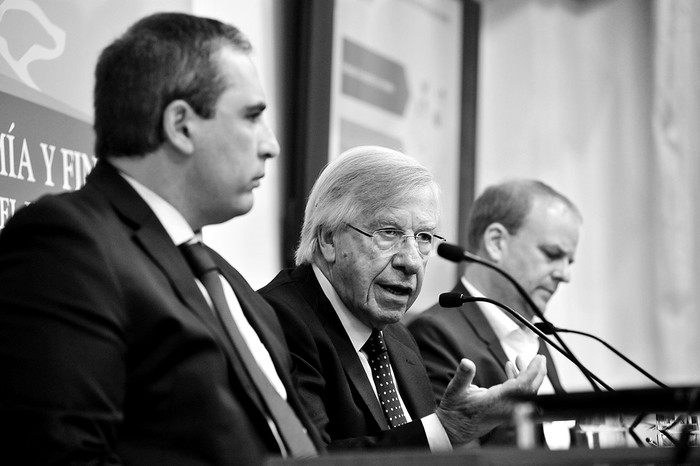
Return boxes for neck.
[108,152,204,231]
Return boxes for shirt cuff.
[421,413,453,452]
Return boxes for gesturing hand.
[435,355,547,445]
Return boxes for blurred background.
[1,0,698,392]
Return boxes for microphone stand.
[438,243,604,392]
[534,322,668,389]
[453,294,614,392]
[534,322,684,452]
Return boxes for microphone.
[437,242,603,392]
[533,322,668,389]
[437,243,557,320]
[440,292,614,392]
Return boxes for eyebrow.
[368,215,438,231]
[373,223,439,233]
[242,101,267,115]
[540,244,575,261]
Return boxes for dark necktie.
[363,329,408,428]
[179,242,317,458]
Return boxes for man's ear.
[318,227,336,263]
[162,99,195,154]
[482,222,509,262]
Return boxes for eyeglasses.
[346,223,446,256]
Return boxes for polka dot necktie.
[363,329,408,428]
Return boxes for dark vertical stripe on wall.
[280,0,479,270]
[280,0,334,269]
[458,0,480,273]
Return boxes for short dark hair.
[93,12,251,159]
[466,179,581,252]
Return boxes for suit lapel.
[90,162,222,334]
[89,162,264,407]
[454,283,510,372]
[539,342,564,393]
[455,281,565,391]
[383,327,432,419]
[327,308,389,429]
[298,268,389,430]
[133,218,220,327]
[210,249,325,448]
[212,250,297,397]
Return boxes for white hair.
[295,145,441,265]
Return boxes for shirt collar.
[312,264,373,352]
[461,276,524,340]
[119,172,196,246]
[461,277,540,358]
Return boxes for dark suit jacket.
[0,161,321,465]
[407,280,563,446]
[258,264,439,451]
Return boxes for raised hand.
[435,355,547,445]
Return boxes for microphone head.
[439,292,465,308]
[437,242,466,263]
[533,321,557,335]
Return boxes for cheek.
[524,266,553,289]
[353,259,388,298]
[334,249,370,286]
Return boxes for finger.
[504,360,518,379]
[517,354,547,389]
[515,354,526,372]
[445,358,477,396]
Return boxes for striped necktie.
[179,242,317,457]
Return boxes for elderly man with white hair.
[259,146,547,452]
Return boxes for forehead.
[363,187,440,227]
[519,198,581,245]
[215,47,264,97]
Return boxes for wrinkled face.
[189,47,279,225]
[499,198,581,317]
[322,187,439,329]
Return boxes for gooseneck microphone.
[437,242,603,392]
[533,322,668,389]
[440,292,614,392]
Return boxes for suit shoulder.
[258,267,321,323]
[407,303,462,331]
[0,189,118,259]
[258,268,296,295]
[385,321,416,342]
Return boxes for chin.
[378,309,407,326]
[533,300,548,315]
[231,200,254,218]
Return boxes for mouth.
[377,283,413,297]
[535,287,555,301]
[251,174,264,188]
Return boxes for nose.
[552,259,572,283]
[259,121,280,159]
[391,236,425,274]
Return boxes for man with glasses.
[258,146,547,451]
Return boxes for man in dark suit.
[408,179,582,446]
[259,147,547,452]
[0,13,320,465]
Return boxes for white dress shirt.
[461,277,573,449]
[461,277,555,394]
